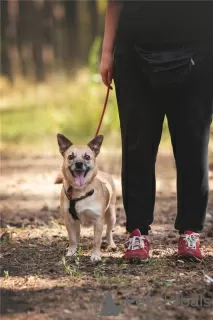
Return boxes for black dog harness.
[64,186,94,221]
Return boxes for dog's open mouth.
[69,168,90,187]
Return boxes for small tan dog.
[56,133,116,262]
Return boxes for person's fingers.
[100,68,108,87]
[108,70,113,89]
[107,69,113,86]
[100,63,113,88]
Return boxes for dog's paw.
[90,254,101,263]
[66,247,77,257]
[107,243,117,251]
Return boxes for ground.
[1,147,213,320]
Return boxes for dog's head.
[57,133,103,188]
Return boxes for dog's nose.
[75,161,83,169]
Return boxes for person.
[100,0,213,261]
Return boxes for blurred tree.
[17,0,45,81]
[88,0,98,44]
[0,0,103,82]
[77,0,98,64]
[52,0,68,71]
[64,0,79,72]
[31,0,45,81]
[0,0,12,81]
[43,0,53,46]
[17,0,29,77]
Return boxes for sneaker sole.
[177,252,203,262]
[123,255,149,263]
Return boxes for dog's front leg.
[91,220,104,262]
[64,213,80,257]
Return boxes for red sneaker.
[124,229,150,261]
[177,230,203,261]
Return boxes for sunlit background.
[1,0,118,154]
[0,0,181,156]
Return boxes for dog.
[55,133,116,262]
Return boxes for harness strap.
[64,186,94,221]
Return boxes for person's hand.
[100,51,113,88]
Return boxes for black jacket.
[116,1,213,48]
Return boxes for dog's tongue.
[75,172,85,187]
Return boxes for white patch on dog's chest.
[75,193,102,226]
[76,199,101,215]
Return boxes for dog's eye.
[84,154,90,161]
[68,153,74,160]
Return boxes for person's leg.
[166,52,213,234]
[113,48,165,235]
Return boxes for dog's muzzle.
[68,163,91,187]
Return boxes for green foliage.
[0,71,172,153]
[88,36,102,75]
[0,73,120,152]
[3,270,9,278]
[61,256,81,277]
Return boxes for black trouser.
[113,46,213,235]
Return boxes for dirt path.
[1,149,213,320]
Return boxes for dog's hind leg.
[64,213,80,257]
[105,204,116,249]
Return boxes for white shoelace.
[182,234,199,249]
[126,236,146,251]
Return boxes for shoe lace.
[182,234,199,249]
[125,236,146,250]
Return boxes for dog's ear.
[57,133,73,155]
[87,135,104,157]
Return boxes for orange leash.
[94,86,111,137]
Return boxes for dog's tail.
[54,172,64,184]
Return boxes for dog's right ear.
[57,133,73,155]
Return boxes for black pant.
[113,47,213,235]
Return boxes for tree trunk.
[77,0,98,65]
[0,0,12,81]
[43,0,53,46]
[17,0,28,77]
[88,0,98,44]
[17,0,45,81]
[52,0,67,72]
[31,0,45,81]
[64,0,79,73]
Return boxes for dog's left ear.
[57,133,73,155]
[87,135,104,157]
